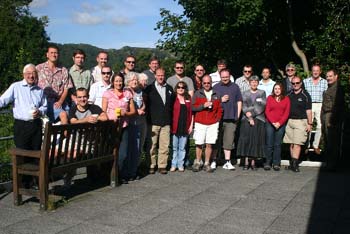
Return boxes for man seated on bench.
[69,87,108,124]
[64,87,108,186]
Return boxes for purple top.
[213,81,242,121]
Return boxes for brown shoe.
[149,168,156,174]
[158,168,168,174]
[314,148,321,155]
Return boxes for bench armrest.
[9,148,41,159]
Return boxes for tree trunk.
[287,0,309,74]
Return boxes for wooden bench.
[10,120,121,210]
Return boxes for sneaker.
[264,165,271,171]
[210,161,217,170]
[203,164,214,173]
[223,162,235,170]
[192,161,201,172]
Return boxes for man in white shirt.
[258,67,275,96]
[89,66,112,108]
[209,59,234,86]
[90,51,109,83]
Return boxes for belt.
[15,118,41,123]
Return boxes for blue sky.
[29,0,184,49]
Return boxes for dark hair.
[149,56,159,64]
[97,51,108,57]
[110,74,124,89]
[271,82,286,100]
[219,68,231,76]
[47,44,59,52]
[174,60,185,67]
[74,87,88,96]
[124,55,136,62]
[217,59,227,65]
[327,69,338,76]
[73,49,86,58]
[175,81,191,100]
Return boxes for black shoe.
[264,165,271,171]
[273,165,280,171]
[291,159,300,173]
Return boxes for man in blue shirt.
[0,64,47,150]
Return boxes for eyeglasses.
[77,96,88,99]
[243,70,252,73]
[291,82,301,85]
[287,69,295,72]
[177,86,185,89]
[195,69,204,72]
[102,72,111,75]
[202,82,211,85]
[175,67,184,69]
[126,61,135,64]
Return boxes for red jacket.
[171,97,193,134]
[192,89,222,125]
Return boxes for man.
[210,59,234,86]
[69,49,93,90]
[91,51,109,83]
[167,60,195,96]
[0,64,47,150]
[258,67,275,96]
[282,63,297,94]
[321,70,344,171]
[283,76,312,172]
[36,45,72,124]
[303,64,328,154]
[145,68,175,174]
[213,69,242,170]
[89,66,112,108]
[119,55,136,78]
[193,64,206,90]
[143,56,159,85]
[192,75,222,172]
[235,65,253,93]
[69,87,107,123]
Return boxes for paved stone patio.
[0,167,349,234]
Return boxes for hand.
[221,95,229,103]
[87,115,98,123]
[273,122,280,129]
[188,126,193,134]
[54,101,62,109]
[137,109,145,115]
[249,118,255,126]
[246,112,252,118]
[203,101,212,108]
[306,124,312,133]
[32,109,40,118]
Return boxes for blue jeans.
[126,123,141,178]
[118,127,129,179]
[172,135,188,169]
[265,122,286,166]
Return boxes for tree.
[0,0,49,92]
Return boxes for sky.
[29,0,184,49]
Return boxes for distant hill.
[56,43,175,72]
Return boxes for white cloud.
[29,0,49,8]
[111,17,132,25]
[81,2,98,12]
[72,12,103,25]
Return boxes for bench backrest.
[42,121,121,172]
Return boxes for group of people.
[0,45,345,186]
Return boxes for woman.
[102,74,136,183]
[265,82,290,171]
[171,81,193,172]
[124,72,147,180]
[237,75,266,170]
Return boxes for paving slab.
[1,167,349,234]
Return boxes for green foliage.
[0,0,49,92]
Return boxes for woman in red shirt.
[264,82,290,171]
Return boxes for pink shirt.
[36,62,73,102]
[265,95,290,126]
[103,89,133,127]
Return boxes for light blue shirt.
[0,79,47,121]
[303,77,328,103]
[258,79,276,97]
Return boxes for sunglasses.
[102,72,111,75]
[126,61,135,64]
[202,82,211,85]
[287,69,295,71]
[177,86,185,89]
[243,70,252,73]
[291,82,301,85]
[196,69,204,72]
[175,67,184,69]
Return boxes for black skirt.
[237,118,265,158]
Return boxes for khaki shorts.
[283,119,308,145]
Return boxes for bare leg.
[204,144,212,164]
